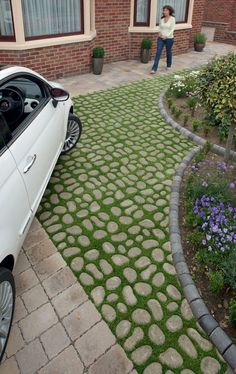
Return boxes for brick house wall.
[0,0,206,80]
[203,0,236,45]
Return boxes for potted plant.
[141,38,152,63]
[92,46,105,75]
[194,32,207,52]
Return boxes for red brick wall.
[0,0,206,79]
[95,0,131,62]
[204,0,235,26]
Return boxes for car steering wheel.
[0,87,25,126]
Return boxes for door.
[0,119,31,263]
[2,74,65,214]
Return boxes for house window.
[134,0,151,26]
[156,0,189,24]
[0,0,15,40]
[21,0,84,39]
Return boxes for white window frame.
[0,0,96,50]
[129,0,194,33]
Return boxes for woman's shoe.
[150,70,156,74]
[166,67,172,71]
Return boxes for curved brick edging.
[169,146,236,373]
[158,88,236,162]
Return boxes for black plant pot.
[194,42,205,52]
[93,57,104,75]
[141,49,151,63]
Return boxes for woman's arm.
[166,17,176,38]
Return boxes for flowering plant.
[169,71,199,98]
[193,196,236,254]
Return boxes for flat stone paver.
[3,42,235,373]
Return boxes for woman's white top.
[159,16,176,39]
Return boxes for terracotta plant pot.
[141,49,151,63]
[93,57,104,75]
[194,42,205,52]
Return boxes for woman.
[151,5,175,74]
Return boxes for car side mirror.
[50,88,69,102]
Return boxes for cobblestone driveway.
[38,75,226,373]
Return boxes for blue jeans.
[152,37,174,71]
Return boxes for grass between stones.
[38,75,226,373]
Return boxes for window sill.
[0,31,96,50]
[129,23,192,33]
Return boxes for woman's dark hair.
[161,5,175,18]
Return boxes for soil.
[163,96,236,152]
[179,152,236,342]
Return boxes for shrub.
[174,109,182,119]
[229,299,236,328]
[187,96,199,117]
[183,114,189,126]
[192,119,201,132]
[167,98,173,109]
[221,251,236,290]
[197,53,236,160]
[208,271,224,294]
[194,32,207,44]
[171,106,176,115]
[92,46,105,58]
[141,38,152,49]
[203,125,211,137]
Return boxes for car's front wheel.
[0,267,15,362]
[62,114,82,153]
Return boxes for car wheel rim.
[63,119,81,152]
[0,281,13,356]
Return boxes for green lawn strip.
[38,74,226,373]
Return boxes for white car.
[0,65,82,360]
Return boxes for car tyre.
[62,114,82,153]
[0,267,15,362]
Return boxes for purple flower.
[229,182,235,189]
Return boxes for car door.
[0,117,31,264]
[4,74,65,214]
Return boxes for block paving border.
[167,145,236,373]
[1,218,135,374]
[159,89,236,372]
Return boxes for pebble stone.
[132,309,151,325]
[141,265,157,280]
[152,248,164,262]
[159,348,183,369]
[131,346,152,365]
[152,272,165,287]
[123,286,137,306]
[166,315,183,332]
[102,304,116,322]
[106,277,121,290]
[124,327,144,351]
[135,256,151,269]
[123,268,137,283]
[106,293,118,303]
[166,285,181,300]
[163,263,176,275]
[200,357,221,374]
[117,303,128,314]
[187,329,212,351]
[99,260,113,275]
[79,272,94,286]
[143,363,163,374]
[134,282,152,297]
[91,286,105,306]
[84,249,99,261]
[116,320,131,339]
[181,299,194,320]
[167,302,178,312]
[178,335,198,359]
[147,299,163,321]
[148,324,165,346]
[71,257,84,272]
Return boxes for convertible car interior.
[0,76,46,132]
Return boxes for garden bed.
[163,96,236,152]
[179,150,236,342]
